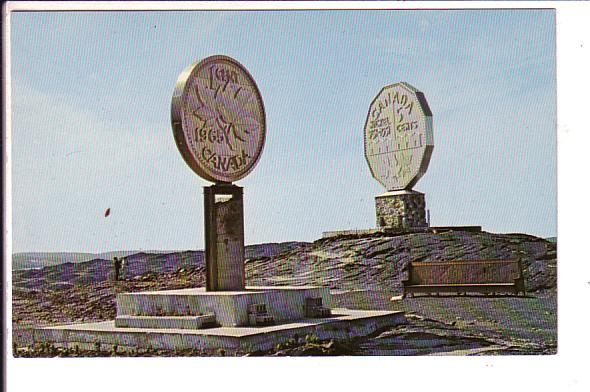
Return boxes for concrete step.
[35,309,407,354]
[115,314,216,330]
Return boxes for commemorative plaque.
[171,55,266,183]
[171,55,266,291]
[364,82,433,191]
[364,82,434,230]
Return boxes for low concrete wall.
[115,315,216,330]
[117,287,332,327]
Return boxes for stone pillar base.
[204,184,245,291]
[375,190,427,230]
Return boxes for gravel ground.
[333,289,557,355]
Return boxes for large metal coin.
[364,82,433,191]
[171,55,266,183]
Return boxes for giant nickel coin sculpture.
[364,82,433,230]
[364,82,433,191]
[171,55,266,291]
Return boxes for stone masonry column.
[375,190,427,230]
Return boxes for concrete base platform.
[33,308,405,354]
[116,286,332,327]
[322,226,482,238]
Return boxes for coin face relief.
[171,55,266,183]
[364,82,433,191]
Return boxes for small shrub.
[305,334,321,344]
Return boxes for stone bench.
[401,259,526,298]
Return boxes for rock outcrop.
[12,231,556,328]
[246,231,556,294]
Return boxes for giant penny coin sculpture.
[171,55,266,183]
[364,82,433,191]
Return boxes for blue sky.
[10,10,556,252]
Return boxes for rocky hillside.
[12,230,556,328]
[12,242,307,290]
[246,230,556,293]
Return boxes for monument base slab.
[26,286,406,354]
[116,286,331,327]
[322,226,482,239]
[31,309,405,355]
